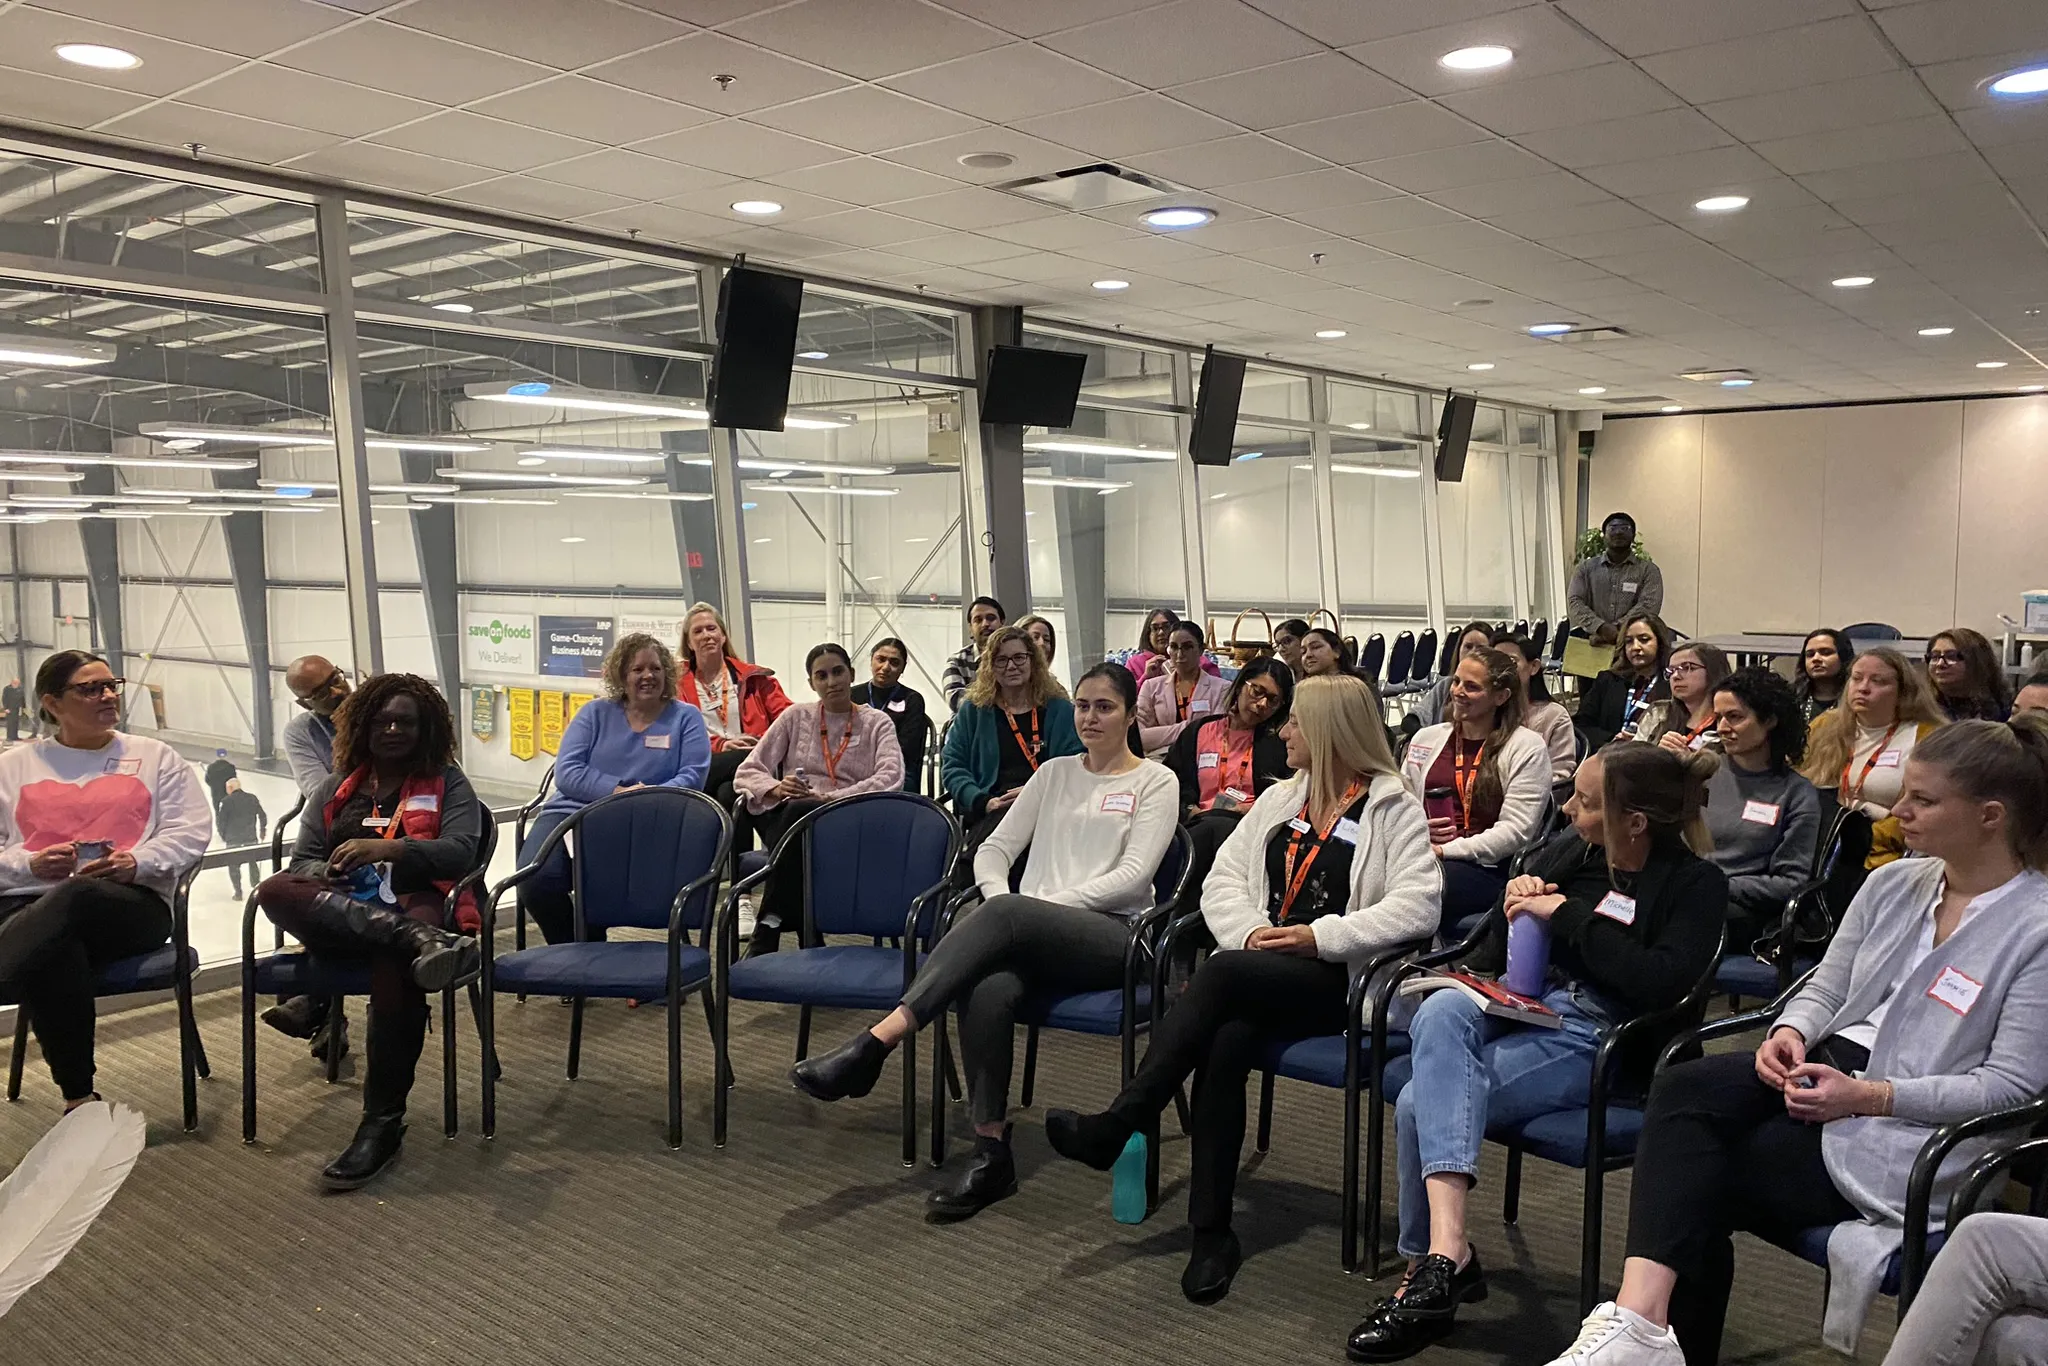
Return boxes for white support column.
[1419,440,1449,638]
[1172,349,1208,627]
[314,191,383,674]
[1308,374,1342,624]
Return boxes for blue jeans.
[517,808,581,944]
[1394,982,1608,1258]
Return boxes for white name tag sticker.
[1741,799,1781,826]
[1407,745,1434,768]
[402,793,439,812]
[1221,787,1251,806]
[363,815,393,831]
[1927,965,1983,1016]
[1197,752,1220,770]
[1332,817,1361,845]
[1190,699,1212,713]
[1594,890,1637,925]
[1874,749,1903,768]
[1288,816,1311,834]
[1622,580,1639,592]
[1101,791,1137,815]
[886,698,907,712]
[643,732,671,749]
[104,757,141,776]
[1688,733,1710,751]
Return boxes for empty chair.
[1384,631,1416,693]
[1530,619,1550,654]
[1438,632,1461,678]
[1410,628,1439,686]
[1842,621,1903,642]
[1550,623,1572,664]
[1358,633,1387,686]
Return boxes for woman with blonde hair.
[1046,674,1440,1304]
[941,624,1081,849]
[1803,646,1948,870]
[674,601,791,809]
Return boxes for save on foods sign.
[464,612,537,675]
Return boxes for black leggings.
[1111,950,1349,1231]
[0,881,172,1101]
[1176,809,1243,925]
[1626,1049,1862,1366]
[706,748,748,813]
[737,797,824,934]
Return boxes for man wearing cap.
[1567,510,1663,646]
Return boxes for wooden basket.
[1220,608,1275,666]
[1309,608,1358,661]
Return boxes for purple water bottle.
[1504,914,1551,998]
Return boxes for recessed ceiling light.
[958,151,1015,170]
[1315,328,1347,339]
[1466,362,1495,371]
[1092,279,1130,291]
[797,350,828,360]
[1917,326,1954,337]
[1577,386,1607,395]
[1720,378,1754,387]
[561,536,586,544]
[1440,45,1513,71]
[731,199,781,216]
[1661,405,1683,413]
[1694,195,1749,212]
[432,301,474,314]
[1528,322,1573,335]
[55,43,141,70]
[517,456,547,467]
[1140,206,1215,230]
[1978,360,2009,369]
[1832,275,1875,288]
[1989,65,2048,98]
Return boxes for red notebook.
[1398,971,1562,1029]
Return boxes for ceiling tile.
[1555,0,1857,57]
[571,201,739,244]
[286,141,496,196]
[886,186,1064,230]
[1237,0,1533,48]
[529,148,730,199]
[1697,70,1941,143]
[1638,17,1902,104]
[724,0,1006,80]
[1125,135,1326,189]
[276,20,555,105]
[1167,53,1411,130]
[1513,107,1734,170]
[1014,94,1242,161]
[1296,196,1467,236]
[1343,5,1613,96]
[630,119,843,176]
[1953,100,2048,150]
[585,32,851,114]
[745,86,983,155]
[0,65,151,128]
[891,232,1037,266]
[0,8,243,98]
[1039,0,1321,87]
[97,103,339,163]
[1354,138,1550,193]
[1872,0,2048,65]
[880,126,1090,180]
[979,214,1147,250]
[1425,172,1615,219]
[369,111,603,174]
[1267,101,1488,162]
[923,0,1164,39]
[1480,197,1658,238]
[386,0,693,69]
[625,0,792,21]
[1439,62,1684,136]
[1578,145,1782,198]
[1796,149,1998,201]
[763,156,961,205]
[1752,114,1971,177]
[471,77,716,145]
[1213,168,1406,214]
[659,180,851,220]
[454,175,636,222]
[181,63,442,139]
[29,0,353,58]
[881,43,1136,123]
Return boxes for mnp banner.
[507,688,537,761]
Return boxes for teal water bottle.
[1111,1131,1148,1224]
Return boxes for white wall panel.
[1586,413,1704,632]
[1818,402,1962,635]
[1956,395,2048,633]
[1697,409,1825,636]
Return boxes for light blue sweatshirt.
[536,699,710,819]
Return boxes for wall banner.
[617,614,689,653]
[469,686,497,743]
[507,688,537,761]
[464,612,537,674]
[565,692,598,725]
[539,615,614,679]
[539,690,566,756]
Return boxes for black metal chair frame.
[478,786,732,1150]
[711,790,959,1165]
[7,860,210,1132]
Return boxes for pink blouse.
[1135,671,1232,755]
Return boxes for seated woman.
[1497,631,1577,785]
[1417,621,1498,727]
[1881,1212,2048,1366]
[941,625,1081,852]
[791,664,1178,1219]
[1128,607,1221,684]
[1575,612,1672,750]
[1045,674,1439,1303]
[1351,744,1726,1361]
[1538,717,2048,1366]
[1017,614,1059,677]
[849,637,927,791]
[1136,620,1230,757]
[1796,628,1855,725]
[674,601,790,809]
[1638,641,1730,749]
[1399,648,1552,936]
[0,651,211,1113]
[733,643,905,954]
[1273,617,1311,677]
[1164,656,1293,920]
[255,673,484,1191]
[1705,668,1821,955]
[1297,627,1358,682]
[1928,626,2012,723]
[1802,646,1948,871]
[520,633,711,946]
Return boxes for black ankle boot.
[1045,1107,1136,1171]
[790,1032,889,1102]
[321,1111,405,1191]
[309,1009,349,1064]
[1182,1229,1243,1305]
[926,1126,1017,1222]
[261,994,328,1039]
[746,913,783,958]
[393,920,480,993]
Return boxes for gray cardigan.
[1774,857,2048,1350]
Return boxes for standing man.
[942,595,1006,714]
[203,748,238,816]
[265,654,354,1060]
[216,778,268,899]
[0,676,21,745]
[1566,510,1664,646]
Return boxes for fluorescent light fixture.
[55,42,140,70]
[1720,378,1754,387]
[1440,44,1513,70]
[1694,195,1749,212]
[797,351,829,361]
[137,421,487,453]
[370,436,491,453]
[432,302,475,314]
[8,495,95,506]
[783,412,858,430]
[1466,363,1494,371]
[1022,475,1131,492]
[1345,422,1372,430]
[1092,280,1130,291]
[1661,405,1683,413]
[1316,329,1347,339]
[517,456,547,467]
[682,455,895,475]
[561,490,713,502]
[463,381,710,421]
[742,482,899,497]
[1023,439,1174,461]
[254,480,449,495]
[1528,322,1573,335]
[1832,275,1875,288]
[731,200,782,215]
[1578,386,1607,395]
[562,536,586,544]
[1978,361,2009,369]
[2018,385,2046,392]
[95,494,195,505]
[186,501,328,514]
[1989,65,2048,97]
[0,333,117,367]
[160,439,205,451]
[0,452,258,471]
[517,445,667,464]
[1918,327,1955,337]
[1329,463,1420,479]
[110,507,229,518]
[434,469,650,487]
[0,471,85,483]
[1140,206,1215,230]
[408,494,559,506]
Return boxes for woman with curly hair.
[521,632,711,946]
[1705,667,1822,948]
[255,672,483,1191]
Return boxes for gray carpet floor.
[0,988,1898,1364]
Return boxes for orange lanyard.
[1683,712,1717,746]
[1219,724,1255,795]
[1004,707,1041,772]
[1450,735,1480,829]
[1175,677,1196,722]
[704,667,732,731]
[1841,723,1902,803]
[1279,779,1367,921]
[818,711,853,785]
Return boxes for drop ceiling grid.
[0,0,2037,406]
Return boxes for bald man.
[281,654,350,801]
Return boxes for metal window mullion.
[1171,349,1206,627]
[315,191,383,675]
[1308,374,1341,623]
[1506,440,1533,623]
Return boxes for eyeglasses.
[1667,662,1704,677]
[63,677,125,699]
[993,654,1032,670]
[1927,650,1965,665]
[293,669,348,711]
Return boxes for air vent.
[1679,368,1753,384]
[1544,325,1630,344]
[998,163,1177,211]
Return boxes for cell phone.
[74,840,111,865]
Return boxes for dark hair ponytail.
[805,642,852,674]
[34,649,105,723]
[1600,742,1718,857]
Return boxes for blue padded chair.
[6,860,209,1131]
[481,786,730,1149]
[1530,619,1550,654]
[1842,622,1903,643]
[1383,632,1415,696]
[509,761,556,965]
[1366,923,1726,1309]
[1358,633,1387,687]
[1410,629,1439,689]
[715,791,959,1164]
[241,816,497,1143]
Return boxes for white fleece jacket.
[1200,771,1441,973]
[1399,722,1552,865]
[0,733,213,903]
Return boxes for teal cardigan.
[942,696,1081,819]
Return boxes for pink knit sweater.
[732,702,904,813]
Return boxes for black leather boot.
[321,1111,405,1191]
[790,1031,889,1102]
[297,890,480,992]
[309,1008,349,1064]
[926,1126,1017,1222]
[261,994,329,1039]
[1045,1106,1137,1171]
[1182,1229,1243,1305]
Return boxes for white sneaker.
[1541,1302,1684,1365]
[736,892,758,938]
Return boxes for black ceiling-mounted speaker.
[708,262,803,431]
[1435,391,1477,483]
[1189,345,1248,466]
[980,344,1086,427]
